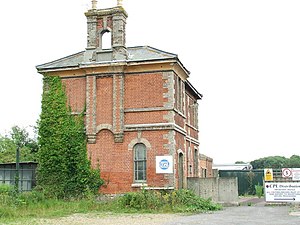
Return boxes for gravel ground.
[10,213,180,225]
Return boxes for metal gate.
[219,170,264,195]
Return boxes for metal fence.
[219,169,297,196]
[219,169,264,195]
[0,162,37,191]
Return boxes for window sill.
[131,183,175,190]
[131,183,148,188]
[144,187,175,190]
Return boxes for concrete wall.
[187,177,238,205]
[218,177,239,204]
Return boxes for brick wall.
[58,67,202,193]
[96,77,113,125]
[125,111,169,124]
[200,154,213,178]
[124,73,165,108]
[88,129,171,193]
[62,77,86,113]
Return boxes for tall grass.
[0,184,221,223]
[0,185,105,223]
[117,189,222,213]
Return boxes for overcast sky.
[1,0,300,164]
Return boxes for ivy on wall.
[37,76,103,198]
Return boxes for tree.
[37,76,103,198]
[287,155,300,168]
[235,161,246,164]
[251,155,300,169]
[0,126,37,163]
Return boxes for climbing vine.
[37,76,103,198]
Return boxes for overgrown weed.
[0,185,221,223]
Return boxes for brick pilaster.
[86,75,97,143]
[113,74,124,142]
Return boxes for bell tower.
[84,0,128,61]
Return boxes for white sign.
[281,168,300,181]
[265,182,300,202]
[282,168,292,178]
[156,156,173,174]
[292,168,300,181]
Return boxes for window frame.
[133,143,147,183]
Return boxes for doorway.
[178,153,184,189]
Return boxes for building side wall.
[125,111,169,125]
[62,77,86,113]
[96,77,114,126]
[87,129,172,193]
[200,154,213,178]
[124,73,165,109]
[54,66,203,193]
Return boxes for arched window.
[101,30,112,50]
[134,143,147,182]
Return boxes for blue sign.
[156,156,173,174]
[159,159,170,170]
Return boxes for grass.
[255,184,264,198]
[0,198,109,224]
[0,185,221,224]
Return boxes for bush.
[117,189,221,213]
[255,184,264,198]
[0,184,14,195]
[0,184,15,206]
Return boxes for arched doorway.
[178,152,184,189]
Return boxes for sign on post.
[265,182,300,202]
[282,168,292,178]
[281,168,300,181]
[156,156,173,174]
[264,168,273,181]
[292,168,300,181]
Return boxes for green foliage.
[0,184,16,207]
[0,126,37,163]
[0,189,221,223]
[0,189,103,223]
[0,184,14,195]
[37,76,103,199]
[251,155,300,169]
[255,183,263,198]
[235,161,246,164]
[118,189,221,213]
[287,155,300,167]
[246,171,255,195]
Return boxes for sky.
[0,0,300,164]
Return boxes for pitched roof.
[36,46,179,71]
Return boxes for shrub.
[0,184,15,206]
[117,189,221,213]
[255,184,264,198]
[0,184,14,195]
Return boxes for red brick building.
[37,4,204,194]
